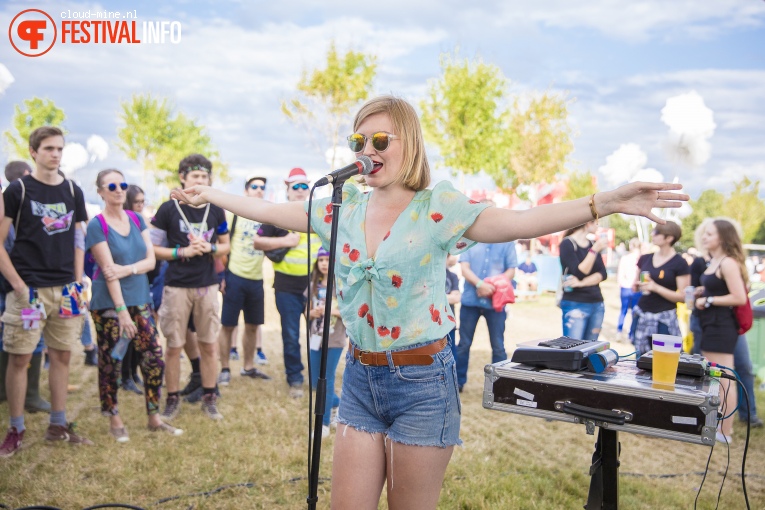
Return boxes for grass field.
[0,272,763,509]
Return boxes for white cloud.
[60,142,89,175]
[0,63,14,94]
[598,144,648,187]
[87,135,109,162]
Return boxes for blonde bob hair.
[353,95,430,191]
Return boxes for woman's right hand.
[170,185,212,206]
[118,309,137,339]
[309,307,323,319]
[592,237,608,253]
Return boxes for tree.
[602,213,638,246]
[502,93,574,192]
[281,41,376,170]
[420,53,507,181]
[561,170,597,201]
[3,97,66,159]
[117,94,228,189]
[680,189,724,247]
[724,177,765,243]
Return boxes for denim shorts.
[336,340,462,447]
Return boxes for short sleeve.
[505,242,518,268]
[151,202,169,231]
[85,217,107,251]
[427,181,490,254]
[214,206,228,235]
[305,183,360,249]
[73,184,88,223]
[675,255,690,276]
[137,214,147,231]
[3,181,21,223]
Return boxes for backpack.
[86,211,142,280]
[735,298,753,335]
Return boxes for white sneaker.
[313,425,330,440]
[715,430,733,445]
[330,407,339,429]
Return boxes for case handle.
[555,401,630,425]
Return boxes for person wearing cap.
[307,246,346,438]
[254,168,319,398]
[150,154,230,422]
[216,176,271,386]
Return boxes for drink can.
[640,271,651,295]
[562,275,574,293]
[684,286,695,308]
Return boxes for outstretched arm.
[170,186,310,233]
[464,182,687,243]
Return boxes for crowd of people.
[1,96,750,510]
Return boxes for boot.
[0,350,7,403]
[179,372,202,396]
[25,353,51,413]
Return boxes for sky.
[1,0,764,205]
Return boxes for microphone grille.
[357,155,374,175]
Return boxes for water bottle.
[684,286,695,308]
[111,331,131,361]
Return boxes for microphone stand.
[307,179,344,510]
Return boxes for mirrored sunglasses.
[347,132,398,153]
[106,182,128,192]
[249,184,266,190]
[291,183,309,191]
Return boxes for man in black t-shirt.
[0,127,92,458]
[151,155,230,423]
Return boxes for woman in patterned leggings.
[86,169,182,442]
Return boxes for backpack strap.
[225,215,238,269]
[14,178,26,233]
[125,210,142,230]
[96,214,109,239]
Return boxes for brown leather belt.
[350,338,448,367]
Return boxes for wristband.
[115,304,127,313]
[475,280,484,289]
[588,193,599,223]
[589,248,597,255]
[211,243,217,254]
[131,265,137,275]
[172,247,178,260]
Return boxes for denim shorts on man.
[336,340,462,447]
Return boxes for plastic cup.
[640,271,651,295]
[651,334,682,386]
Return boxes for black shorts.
[221,271,264,327]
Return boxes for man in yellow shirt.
[217,176,271,385]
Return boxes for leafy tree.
[503,93,574,192]
[680,189,724,247]
[561,170,597,201]
[724,177,765,243]
[3,97,66,159]
[420,53,507,181]
[602,213,638,246]
[117,94,228,189]
[281,41,376,170]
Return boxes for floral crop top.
[306,180,490,351]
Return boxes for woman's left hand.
[600,182,688,224]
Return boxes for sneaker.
[45,423,94,446]
[179,372,202,396]
[715,430,733,445]
[229,349,240,361]
[109,427,130,443]
[121,378,143,395]
[184,385,220,404]
[330,407,339,429]
[741,416,764,429]
[241,367,272,380]
[458,385,464,393]
[217,371,232,387]
[0,427,24,458]
[289,383,304,399]
[256,351,268,365]
[314,425,330,440]
[84,348,98,367]
[201,394,223,420]
[148,422,184,436]
[161,395,181,421]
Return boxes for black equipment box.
[510,337,610,371]
[483,360,719,445]
[636,351,707,377]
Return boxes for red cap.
[285,167,309,184]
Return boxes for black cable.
[83,505,146,510]
[306,186,317,488]
[714,377,731,510]
[153,482,254,505]
[694,441,715,510]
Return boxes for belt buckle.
[357,348,370,366]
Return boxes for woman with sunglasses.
[118,184,147,396]
[172,95,687,509]
[630,221,689,355]
[87,170,181,442]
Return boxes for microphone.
[315,156,373,187]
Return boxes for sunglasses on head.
[291,183,309,191]
[105,182,128,192]
[347,131,398,153]
[249,184,266,190]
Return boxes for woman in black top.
[559,221,608,340]
[631,221,689,354]
[694,219,748,442]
